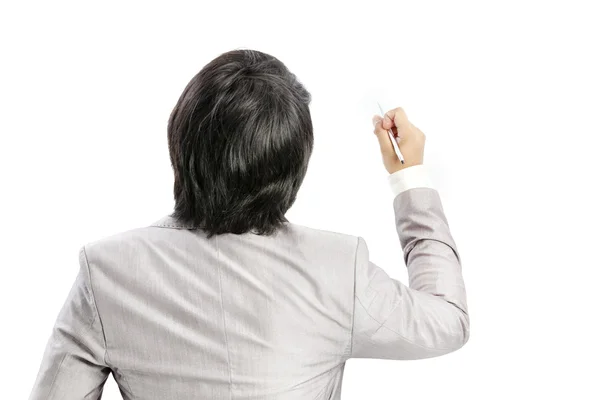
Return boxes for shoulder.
[81,225,152,264]
[285,222,360,254]
[81,221,361,263]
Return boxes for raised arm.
[348,107,469,360]
[350,167,469,359]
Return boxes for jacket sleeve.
[349,187,470,360]
[28,246,111,400]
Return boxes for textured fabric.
[28,187,469,400]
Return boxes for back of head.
[167,49,313,238]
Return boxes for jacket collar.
[150,214,199,229]
[150,214,292,235]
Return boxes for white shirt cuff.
[388,164,435,197]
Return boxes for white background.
[2,0,599,398]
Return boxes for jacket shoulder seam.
[81,245,110,366]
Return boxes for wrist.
[388,164,434,196]
[388,161,423,174]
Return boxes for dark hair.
[167,49,313,238]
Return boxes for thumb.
[372,115,395,158]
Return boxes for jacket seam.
[45,353,67,398]
[216,235,234,400]
[45,269,101,397]
[347,236,360,359]
[81,246,109,365]
[82,245,136,399]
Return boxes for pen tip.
[400,160,405,164]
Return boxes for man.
[29,49,469,400]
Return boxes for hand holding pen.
[377,102,405,165]
[372,105,426,174]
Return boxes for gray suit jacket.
[29,187,469,400]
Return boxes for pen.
[377,102,405,164]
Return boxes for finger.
[382,107,409,136]
[372,116,395,158]
[372,115,383,129]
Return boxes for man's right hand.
[372,107,426,174]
